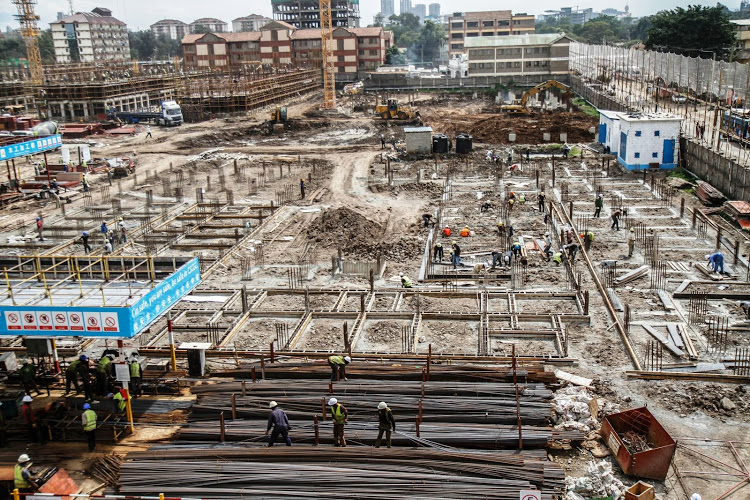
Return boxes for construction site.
[2,3,750,500]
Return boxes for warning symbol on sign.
[4,311,21,330]
[101,312,120,333]
[68,312,84,331]
[22,312,37,330]
[54,313,69,331]
[84,312,101,332]
[38,313,53,331]
[520,491,542,500]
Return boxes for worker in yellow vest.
[107,387,127,413]
[129,354,142,397]
[14,454,38,493]
[327,355,351,382]
[328,397,349,447]
[82,403,97,452]
[96,354,114,396]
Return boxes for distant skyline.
[0,0,744,32]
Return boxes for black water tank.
[432,134,449,153]
[455,133,473,154]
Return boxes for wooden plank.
[607,288,624,311]
[678,323,698,358]
[642,324,684,357]
[614,265,649,285]
[657,290,676,311]
[666,323,684,348]
[674,280,691,294]
[554,369,592,387]
[626,371,750,383]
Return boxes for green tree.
[645,5,736,59]
[414,20,445,63]
[372,13,385,27]
[385,45,407,65]
[574,20,616,44]
[38,30,55,64]
[192,24,211,34]
[631,17,652,41]
[128,30,158,61]
[0,37,26,61]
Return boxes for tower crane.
[11,0,44,84]
[319,0,336,109]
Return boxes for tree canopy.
[128,31,182,61]
[382,13,445,64]
[0,30,56,65]
[644,5,736,59]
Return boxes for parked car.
[671,94,687,103]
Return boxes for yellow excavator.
[376,98,416,120]
[500,80,571,114]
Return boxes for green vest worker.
[327,355,351,382]
[14,454,36,492]
[328,398,349,447]
[129,355,142,397]
[108,390,127,413]
[552,251,563,265]
[82,403,97,451]
[399,273,412,288]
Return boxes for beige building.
[190,18,228,34]
[448,10,535,57]
[733,19,750,64]
[150,19,189,41]
[49,8,130,64]
[232,15,272,32]
[464,33,571,77]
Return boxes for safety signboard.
[0,257,201,338]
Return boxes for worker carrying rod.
[328,354,351,382]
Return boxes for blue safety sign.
[0,135,62,161]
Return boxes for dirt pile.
[422,109,597,144]
[367,321,402,343]
[644,382,750,420]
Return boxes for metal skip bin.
[599,407,676,481]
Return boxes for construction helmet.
[545,231,549,236]
[452,240,457,245]
[80,355,88,362]
[83,403,91,410]
[630,228,634,232]
[691,495,701,500]
[343,356,351,363]
[269,401,278,409]
[399,272,404,277]
[82,231,87,236]
[378,402,387,410]
[22,395,32,403]
[328,398,338,406]
[18,454,30,463]
[705,254,711,260]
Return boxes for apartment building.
[181,23,392,78]
[448,10,535,57]
[271,0,360,29]
[232,14,272,32]
[49,8,130,64]
[733,19,750,64]
[464,33,570,77]
[381,0,395,18]
[189,18,228,33]
[150,19,189,41]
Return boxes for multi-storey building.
[49,8,130,64]
[733,20,750,64]
[271,0,360,29]
[400,0,412,16]
[413,4,427,21]
[381,0,395,19]
[448,10,535,57]
[428,3,440,18]
[464,33,570,78]
[181,22,392,79]
[189,18,228,33]
[150,19,189,41]
[232,14,272,32]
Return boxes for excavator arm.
[519,80,571,108]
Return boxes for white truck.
[106,100,184,126]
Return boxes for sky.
[0,0,744,32]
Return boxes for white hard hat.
[328,397,338,406]
[22,395,32,403]
[343,356,351,363]
[18,454,30,463]
[691,495,701,500]
[705,254,711,260]
[378,402,387,410]
[269,401,278,409]
[544,231,549,236]
[399,272,403,277]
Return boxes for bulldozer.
[376,98,416,120]
[500,80,571,114]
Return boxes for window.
[525,61,531,67]
[271,30,278,41]
[467,21,478,28]
[451,33,464,39]
[358,50,364,55]
[654,130,660,136]
[634,152,641,158]
[652,152,659,158]
[635,131,642,137]
[369,50,378,55]
[482,21,494,27]
[534,61,540,67]
[481,32,493,36]
[337,55,344,61]
[337,39,344,50]
[451,22,464,29]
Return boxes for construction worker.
[145,125,152,139]
[552,250,564,265]
[538,192,546,212]
[82,403,97,451]
[422,214,432,227]
[459,226,471,237]
[611,209,621,231]
[399,273,412,288]
[328,397,348,447]
[21,395,39,443]
[508,197,515,213]
[108,387,127,413]
[433,242,443,262]
[543,231,553,261]
[300,179,306,199]
[628,228,636,257]
[504,249,513,267]
[35,217,44,241]
[328,354,351,382]
[451,241,462,269]
[81,174,89,192]
[100,221,109,241]
[80,231,92,254]
[81,159,88,172]
[442,226,451,237]
[512,240,522,257]
[14,455,38,493]
[518,192,526,204]
[594,194,604,217]
[117,218,127,244]
[380,134,386,149]
[707,252,725,273]
[104,240,113,254]
[374,401,396,448]
[20,359,42,396]
[584,231,594,252]
[491,250,503,268]
[497,221,506,236]
[129,354,142,397]
[107,168,113,186]
[565,242,579,263]
[65,355,87,395]
[96,354,114,396]
[265,401,292,447]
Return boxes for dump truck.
[500,80,571,114]
[106,100,183,126]
[376,98,416,120]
